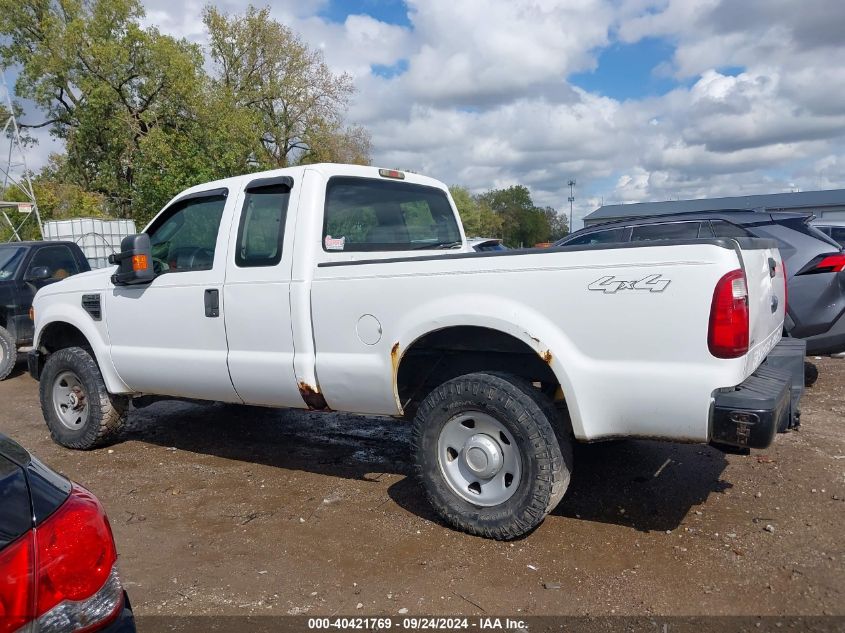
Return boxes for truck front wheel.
[411,372,572,540]
[39,347,128,449]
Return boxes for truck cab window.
[146,194,226,273]
[324,177,461,251]
[236,185,290,267]
[28,245,80,280]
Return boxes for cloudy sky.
[12,0,845,227]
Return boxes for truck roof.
[169,164,450,209]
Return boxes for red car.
[0,433,135,633]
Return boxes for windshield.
[0,247,24,280]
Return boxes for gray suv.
[556,210,845,355]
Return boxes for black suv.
[0,241,90,379]
[555,210,845,355]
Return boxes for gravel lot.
[1,357,843,617]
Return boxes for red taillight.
[815,253,845,273]
[708,269,749,358]
[0,485,124,633]
[36,486,118,614]
[0,532,35,633]
[797,252,845,275]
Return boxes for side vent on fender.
[81,294,102,321]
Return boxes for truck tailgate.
[737,239,787,372]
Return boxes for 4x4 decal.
[588,274,671,294]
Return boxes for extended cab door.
[222,175,301,407]
[105,189,240,401]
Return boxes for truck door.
[16,244,82,344]
[222,175,301,407]
[105,189,240,402]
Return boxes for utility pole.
[567,179,576,234]
[0,71,43,241]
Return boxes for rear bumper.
[710,338,805,450]
[803,309,845,355]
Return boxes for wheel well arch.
[396,325,561,412]
[38,321,91,354]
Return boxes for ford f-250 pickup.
[28,164,804,539]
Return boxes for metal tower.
[0,71,43,240]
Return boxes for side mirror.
[109,234,155,286]
[26,266,52,282]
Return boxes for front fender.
[33,299,132,394]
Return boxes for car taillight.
[0,532,35,633]
[797,252,845,275]
[0,485,124,633]
[708,269,749,359]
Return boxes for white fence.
[43,218,137,269]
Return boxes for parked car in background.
[0,241,91,380]
[811,219,845,248]
[556,210,845,355]
[0,432,135,632]
[466,237,507,252]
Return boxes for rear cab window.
[323,177,461,252]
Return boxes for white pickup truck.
[29,164,804,539]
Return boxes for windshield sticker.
[325,235,346,251]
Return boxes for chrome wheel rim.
[437,411,521,506]
[52,370,89,430]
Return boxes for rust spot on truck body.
[298,381,330,411]
[390,342,404,414]
[541,349,553,364]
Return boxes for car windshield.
[0,246,24,280]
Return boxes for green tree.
[0,1,370,226]
[449,185,503,237]
[542,206,569,242]
[477,185,550,247]
[203,4,371,167]
[0,0,219,218]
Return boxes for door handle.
[204,289,219,318]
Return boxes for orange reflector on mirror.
[132,254,148,271]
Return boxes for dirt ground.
[1,357,843,618]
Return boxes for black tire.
[411,372,572,540]
[0,325,17,381]
[39,346,128,449]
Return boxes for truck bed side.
[310,239,783,443]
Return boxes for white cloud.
[10,0,845,230]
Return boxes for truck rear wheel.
[39,347,128,450]
[411,372,572,540]
[0,325,17,380]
